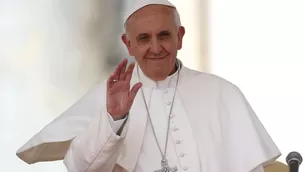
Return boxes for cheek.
[162,41,177,54]
[132,45,149,59]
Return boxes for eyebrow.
[136,30,172,40]
[136,33,149,40]
[158,30,171,36]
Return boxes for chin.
[147,69,170,81]
[150,75,167,81]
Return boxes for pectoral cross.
[154,158,178,172]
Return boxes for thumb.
[129,82,142,101]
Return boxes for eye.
[137,34,150,42]
[160,32,170,36]
[139,35,149,40]
[158,31,171,39]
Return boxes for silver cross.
[154,158,178,172]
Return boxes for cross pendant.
[154,158,178,172]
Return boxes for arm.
[108,113,129,136]
[63,108,128,172]
[63,60,140,172]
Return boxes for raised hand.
[106,59,142,120]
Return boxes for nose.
[149,37,162,55]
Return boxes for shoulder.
[182,68,281,171]
[181,66,242,96]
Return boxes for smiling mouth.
[146,55,168,60]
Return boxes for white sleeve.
[64,108,128,172]
[108,113,128,134]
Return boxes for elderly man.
[62,0,281,172]
[16,0,281,171]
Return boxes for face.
[122,5,185,81]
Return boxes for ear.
[121,34,134,56]
[177,26,185,50]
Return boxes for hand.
[106,59,142,120]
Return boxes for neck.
[169,64,178,76]
[135,60,181,88]
[151,61,180,81]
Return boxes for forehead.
[126,5,176,33]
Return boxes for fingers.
[125,62,135,82]
[107,59,127,87]
[112,59,126,81]
[107,68,120,87]
[129,82,142,100]
[119,59,128,80]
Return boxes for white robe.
[63,62,281,172]
[108,65,201,172]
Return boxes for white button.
[164,89,168,93]
[180,153,185,157]
[176,140,181,144]
[172,127,179,131]
[183,166,188,171]
[167,101,172,105]
[170,114,175,118]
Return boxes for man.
[16,0,281,171]
[62,0,281,172]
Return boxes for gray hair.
[173,8,182,27]
[124,8,181,36]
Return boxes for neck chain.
[136,62,180,172]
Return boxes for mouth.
[146,55,168,60]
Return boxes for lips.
[147,58,165,60]
[146,55,168,60]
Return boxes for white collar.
[133,59,182,89]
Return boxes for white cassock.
[16,60,281,172]
[59,60,280,172]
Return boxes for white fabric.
[109,64,201,171]
[16,82,107,164]
[108,66,268,172]
[123,0,175,23]
[136,87,201,172]
[251,165,264,172]
[110,118,125,134]
[16,61,281,172]
[108,114,126,133]
[63,107,124,172]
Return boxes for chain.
[136,61,180,159]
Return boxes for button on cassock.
[170,114,176,118]
[172,127,179,131]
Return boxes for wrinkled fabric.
[16,62,281,172]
